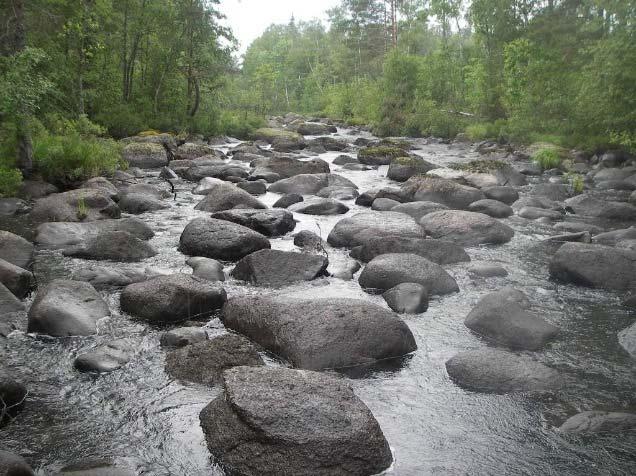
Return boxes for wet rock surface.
[231,249,328,287]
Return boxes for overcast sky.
[219,0,341,55]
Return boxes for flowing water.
[1,128,635,475]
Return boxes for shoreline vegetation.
[1,1,635,196]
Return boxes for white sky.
[219,0,341,56]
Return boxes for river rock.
[181,164,248,182]
[358,145,405,165]
[532,183,570,201]
[0,283,25,314]
[464,288,559,350]
[387,156,436,182]
[391,201,450,221]
[630,190,636,205]
[517,206,564,220]
[122,142,168,169]
[199,366,393,476]
[350,236,469,265]
[186,257,225,282]
[63,231,157,262]
[382,283,428,314]
[55,459,135,476]
[512,196,560,211]
[316,186,359,200]
[193,177,225,195]
[179,218,270,260]
[445,348,561,394]
[273,193,303,208]
[74,340,134,373]
[593,168,634,182]
[393,176,485,209]
[0,231,33,270]
[308,136,348,151]
[294,122,337,135]
[468,262,508,277]
[231,250,328,287]
[0,450,34,475]
[359,253,459,295]
[468,199,513,218]
[293,230,324,250]
[119,183,171,199]
[222,296,417,370]
[237,181,266,195]
[71,266,160,289]
[483,186,519,205]
[0,259,33,299]
[559,411,636,433]
[27,280,110,336]
[18,179,58,199]
[160,327,208,348]
[35,218,153,249]
[333,155,358,165]
[268,173,356,195]
[549,242,636,290]
[0,198,29,217]
[120,274,226,323]
[420,210,514,246]
[328,211,425,248]
[174,142,216,160]
[118,193,168,214]
[564,194,636,220]
[252,128,306,151]
[251,156,329,178]
[289,198,349,215]
[618,321,636,358]
[371,198,400,211]
[553,222,604,235]
[166,334,264,385]
[592,227,636,246]
[31,189,120,223]
[211,208,295,237]
[194,182,266,212]
[0,374,27,426]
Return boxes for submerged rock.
[618,321,636,359]
[186,257,225,282]
[0,450,34,475]
[160,327,208,348]
[0,283,25,314]
[74,340,134,373]
[328,211,425,248]
[559,411,636,433]
[118,193,169,214]
[165,334,264,385]
[222,295,417,370]
[468,262,508,277]
[55,459,135,476]
[71,266,161,289]
[121,274,226,323]
[0,374,27,427]
[199,366,393,476]
[382,283,429,314]
[27,280,110,337]
[231,250,328,287]
[445,348,561,394]
[420,210,514,246]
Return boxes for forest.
[1,0,635,194]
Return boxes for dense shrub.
[0,167,23,197]
[532,148,562,171]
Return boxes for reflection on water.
[1,130,635,475]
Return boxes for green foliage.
[466,121,507,141]
[93,104,147,139]
[450,159,507,173]
[532,148,562,171]
[359,146,405,160]
[33,133,123,186]
[0,167,23,198]
[217,111,265,139]
[0,47,52,117]
[565,172,585,195]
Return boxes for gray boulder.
[0,450,34,475]
[553,222,604,235]
[222,296,417,370]
[559,411,636,433]
[71,266,160,289]
[35,218,154,249]
[273,193,303,208]
[27,280,110,336]
[532,183,570,201]
[181,164,249,182]
[120,274,226,323]
[445,348,561,394]
[74,340,134,373]
[118,193,168,214]
[468,199,513,218]
[0,259,33,298]
[483,186,519,205]
[517,206,564,220]
[565,194,636,220]
[468,262,508,277]
[211,208,295,237]
[179,218,271,261]
[0,283,25,314]
[391,176,484,209]
[382,283,428,314]
[166,334,264,385]
[160,327,208,348]
[387,156,435,182]
[31,189,120,222]
[268,173,356,195]
[328,211,425,248]
[371,198,400,211]
[237,181,267,195]
[192,177,225,195]
[199,366,392,476]
[63,231,157,262]
[391,201,450,221]
[359,253,458,295]
[333,155,358,165]
[464,288,560,350]
[549,242,636,290]
[308,136,347,151]
[119,183,171,199]
[289,198,349,215]
[186,257,225,281]
[122,142,168,169]
[295,122,337,135]
[174,142,216,160]
[618,320,636,358]
[80,177,119,201]
[316,186,359,200]
[293,230,324,251]
[350,236,469,265]
[231,250,328,287]
[18,179,57,199]
[592,227,636,246]
[194,182,266,213]
[0,374,27,426]
[0,231,33,269]
[420,210,514,246]
[55,459,135,476]
[0,198,29,216]
[251,156,329,178]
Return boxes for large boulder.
[268,173,356,195]
[74,340,134,373]
[80,177,119,201]
[62,231,157,262]
[251,128,306,151]
[294,122,337,135]
[391,201,450,221]
[27,280,110,336]
[464,288,560,350]
[0,450,34,475]
[549,242,636,291]
[445,348,561,394]
[382,283,428,314]
[0,283,25,314]
[350,236,470,265]
[0,259,32,298]
[31,189,120,222]
[35,218,153,249]
[468,199,513,218]
[199,366,392,476]
[483,186,519,205]
[160,327,208,348]
[211,208,295,237]
[564,194,636,220]
[420,210,514,246]
[389,176,485,209]
[55,460,135,476]
[251,156,329,178]
[179,218,270,261]
[186,257,225,282]
[174,142,216,160]
[273,193,303,208]
[120,274,226,323]
[387,156,436,182]
[328,211,425,248]
[308,136,347,151]
[231,250,328,287]
[222,296,417,370]
[0,374,27,426]
[618,321,636,359]
[71,266,161,289]
[532,183,570,201]
[359,253,459,295]
[118,193,168,214]
[0,231,33,269]
[122,142,168,169]
[358,146,404,166]
[194,182,266,213]
[592,227,636,246]
[559,411,636,433]
[180,164,248,182]
[165,334,264,385]
[288,198,349,215]
[316,185,359,200]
